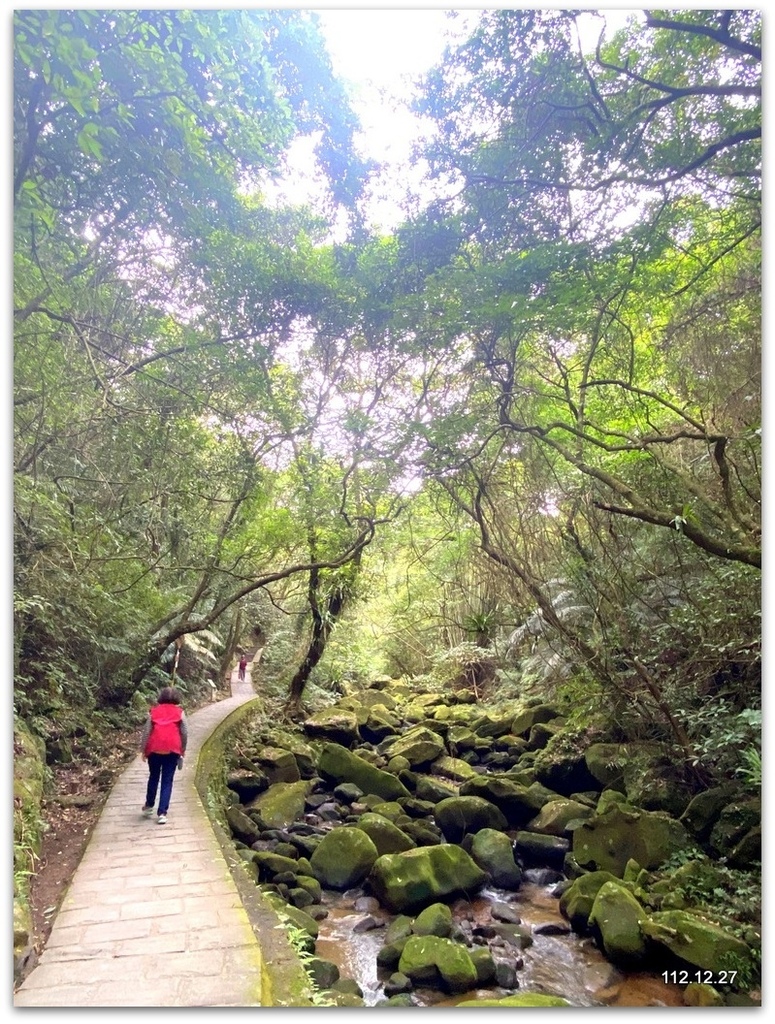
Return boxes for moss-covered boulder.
[474,710,521,738]
[252,850,312,882]
[527,798,593,838]
[641,910,756,975]
[428,755,479,782]
[386,726,446,768]
[572,802,694,876]
[511,703,563,737]
[225,803,264,845]
[463,994,571,1007]
[470,827,522,889]
[357,812,416,855]
[263,892,320,939]
[531,749,600,797]
[253,746,301,785]
[619,747,695,817]
[513,830,570,869]
[318,743,409,801]
[415,775,458,804]
[302,708,360,746]
[584,743,628,791]
[226,770,269,803]
[680,785,739,842]
[434,795,507,843]
[588,881,649,965]
[412,902,453,938]
[446,725,479,754]
[468,947,497,984]
[708,799,761,858]
[369,845,487,913]
[727,825,761,868]
[249,780,311,829]
[559,870,621,933]
[360,707,401,742]
[683,983,725,1007]
[309,826,379,890]
[398,935,478,993]
[261,729,317,776]
[458,775,548,827]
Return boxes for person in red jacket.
[140,686,188,824]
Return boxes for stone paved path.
[14,671,263,1007]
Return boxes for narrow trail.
[14,667,264,1007]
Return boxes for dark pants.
[145,752,179,815]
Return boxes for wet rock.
[683,983,725,1007]
[384,915,414,944]
[376,993,415,1006]
[533,921,571,936]
[491,902,521,925]
[354,895,380,913]
[352,914,384,933]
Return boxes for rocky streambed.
[220,679,761,1007]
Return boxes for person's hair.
[157,686,183,705]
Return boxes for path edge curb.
[193,697,317,1008]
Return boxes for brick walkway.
[14,671,264,1007]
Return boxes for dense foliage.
[14,10,760,790]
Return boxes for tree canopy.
[14,9,760,783]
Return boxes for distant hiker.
[140,686,188,825]
[238,654,248,681]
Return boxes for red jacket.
[144,704,184,756]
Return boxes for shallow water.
[315,881,685,1007]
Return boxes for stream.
[314,879,685,1007]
